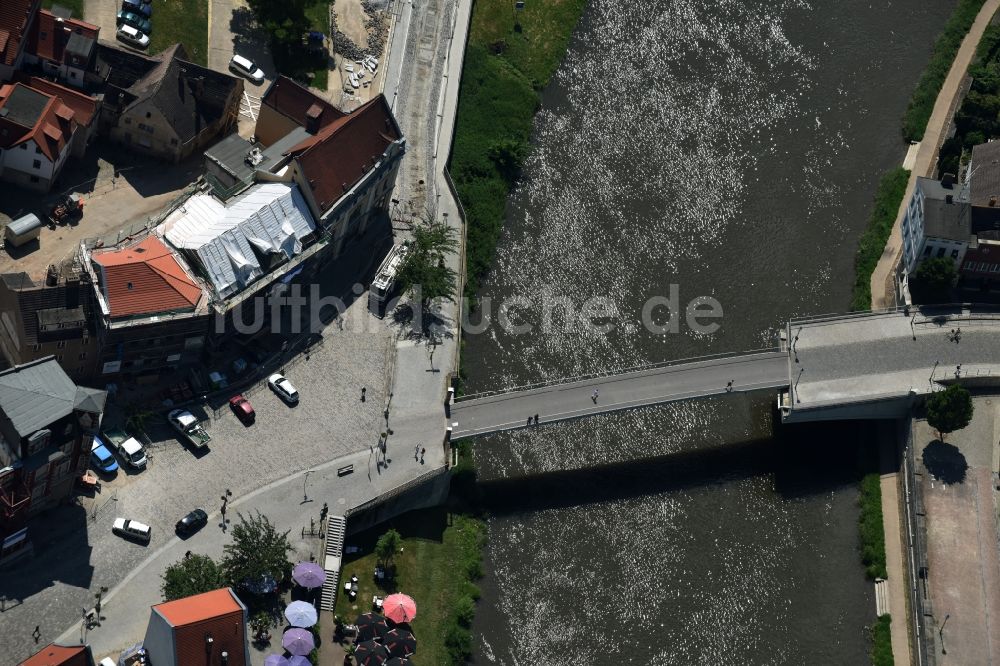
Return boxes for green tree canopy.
[927,383,974,440]
[912,256,957,304]
[397,219,459,310]
[222,511,292,591]
[161,553,225,601]
[245,0,311,50]
[375,528,402,569]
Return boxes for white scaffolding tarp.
[160,183,316,298]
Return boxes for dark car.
[116,10,151,35]
[229,394,255,424]
[122,0,151,17]
[175,508,208,536]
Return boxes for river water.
[461,0,954,663]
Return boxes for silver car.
[267,373,299,404]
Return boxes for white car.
[116,24,149,49]
[229,54,265,84]
[365,59,377,74]
[349,73,360,89]
[268,373,299,404]
[112,517,151,544]
[365,55,379,68]
[344,62,354,72]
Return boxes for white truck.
[168,409,211,449]
[103,427,147,470]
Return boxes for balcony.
[0,481,31,522]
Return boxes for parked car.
[112,518,151,544]
[122,0,151,17]
[229,54,265,84]
[90,436,120,474]
[116,24,149,49]
[103,427,147,470]
[168,409,211,449]
[268,373,299,404]
[116,10,150,35]
[229,394,256,424]
[175,508,208,536]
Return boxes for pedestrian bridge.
[448,306,1000,440]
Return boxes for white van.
[112,518,151,544]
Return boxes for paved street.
[207,0,275,97]
[82,0,117,40]
[916,400,1000,665]
[450,352,788,439]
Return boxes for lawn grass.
[44,0,83,19]
[870,614,894,666]
[859,472,887,580]
[851,167,910,311]
[149,0,208,66]
[450,0,588,299]
[302,0,330,89]
[902,0,989,141]
[333,508,486,665]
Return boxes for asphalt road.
[450,352,790,439]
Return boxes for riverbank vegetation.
[450,0,587,299]
[851,168,910,311]
[937,24,1000,176]
[902,0,989,141]
[870,615,894,666]
[859,473,887,580]
[334,507,486,664]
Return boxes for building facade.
[0,357,105,564]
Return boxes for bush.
[870,614,894,666]
[454,595,476,627]
[902,0,989,141]
[444,623,473,664]
[910,256,957,304]
[851,168,910,311]
[859,473,887,580]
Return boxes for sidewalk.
[871,0,1000,308]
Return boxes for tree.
[926,383,973,441]
[487,138,528,183]
[245,0,311,53]
[396,219,458,311]
[911,256,956,304]
[222,511,292,592]
[375,528,402,569]
[161,554,225,601]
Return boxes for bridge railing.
[455,347,781,402]
[788,302,1000,328]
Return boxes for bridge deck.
[450,352,789,439]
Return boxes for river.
[461,0,954,663]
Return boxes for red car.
[229,394,255,424]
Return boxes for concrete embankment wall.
[344,467,452,535]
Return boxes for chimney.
[305,103,322,134]
[942,173,956,189]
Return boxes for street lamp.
[939,613,950,654]
[302,470,314,504]
[94,586,108,626]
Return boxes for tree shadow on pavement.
[922,439,968,484]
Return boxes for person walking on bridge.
[591,389,599,404]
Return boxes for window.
[56,341,66,349]
[30,344,39,352]
[70,72,77,79]
[951,249,960,259]
[32,159,41,169]
[56,354,63,361]
[30,176,39,183]
[170,138,178,146]
[78,352,87,360]
[936,247,946,259]
[35,146,41,154]
[923,246,932,257]
[145,112,151,119]
[40,31,47,39]
[137,123,154,134]
[19,143,26,150]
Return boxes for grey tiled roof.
[970,140,1000,207]
[0,357,104,437]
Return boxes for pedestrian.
[420,447,425,464]
[534,414,539,425]
[361,387,367,402]
[415,444,420,460]
[527,416,532,426]
[592,389,599,404]
[184,550,192,559]
[726,380,733,392]
[32,626,40,643]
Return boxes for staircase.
[874,577,890,617]
[319,515,346,611]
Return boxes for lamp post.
[302,470,314,504]
[94,586,108,626]
[939,613,950,654]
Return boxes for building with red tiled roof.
[91,235,203,319]
[84,234,212,379]
[0,80,82,191]
[256,74,345,146]
[143,588,250,666]
[18,643,94,666]
[0,0,40,81]
[23,9,99,88]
